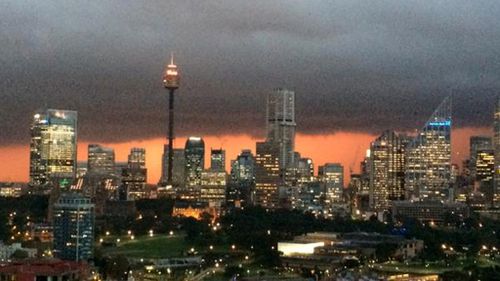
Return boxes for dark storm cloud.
[1,0,499,144]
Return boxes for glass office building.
[405,96,452,201]
[30,109,78,187]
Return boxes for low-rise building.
[0,243,37,261]
[278,232,424,271]
[0,183,24,197]
[392,201,470,223]
[172,201,218,221]
[0,259,89,281]
[30,224,53,243]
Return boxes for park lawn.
[103,234,194,259]
[102,233,237,259]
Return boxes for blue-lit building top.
[405,96,452,202]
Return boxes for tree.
[224,266,244,278]
[10,249,29,260]
[102,255,130,281]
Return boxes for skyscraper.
[87,144,115,176]
[469,136,493,180]
[405,96,452,201]
[254,142,281,209]
[122,148,147,200]
[266,88,296,176]
[230,150,255,183]
[494,96,500,206]
[369,131,407,212]
[30,109,78,188]
[53,193,95,261]
[475,149,495,203]
[210,149,226,172]
[318,163,344,204]
[160,145,185,187]
[185,137,205,187]
[228,149,256,207]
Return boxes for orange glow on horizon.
[0,127,492,186]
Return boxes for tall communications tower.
[163,53,180,186]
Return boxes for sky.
[0,1,499,183]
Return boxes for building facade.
[405,96,452,201]
[160,146,185,187]
[210,149,226,172]
[266,88,296,177]
[254,142,281,209]
[53,193,95,261]
[476,149,495,203]
[0,259,89,281]
[200,170,227,207]
[30,109,78,187]
[122,148,147,200]
[297,157,314,184]
[318,163,344,205]
[494,97,500,206]
[469,136,492,180]
[87,144,115,176]
[228,149,255,207]
[185,137,205,187]
[369,131,407,212]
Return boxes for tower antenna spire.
[163,52,180,187]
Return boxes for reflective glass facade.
[405,96,452,201]
[185,137,205,187]
[87,144,115,176]
[30,109,77,187]
[53,193,94,261]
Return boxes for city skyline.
[2,2,500,280]
[1,2,499,186]
[0,126,491,185]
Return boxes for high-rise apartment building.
[266,88,296,176]
[210,149,226,172]
[53,193,95,261]
[254,142,281,209]
[30,109,78,187]
[87,144,115,176]
[185,137,205,187]
[369,131,407,212]
[405,96,452,201]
